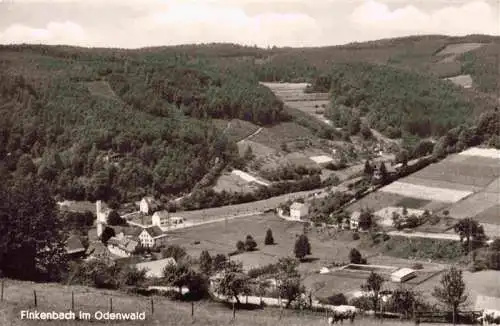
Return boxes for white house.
[107,233,139,258]
[390,268,416,283]
[139,226,168,248]
[152,210,169,227]
[140,196,160,215]
[350,211,361,230]
[135,257,176,278]
[290,202,309,220]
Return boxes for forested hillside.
[0,45,287,204]
[315,63,492,138]
[0,35,498,204]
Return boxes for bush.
[161,245,187,261]
[265,229,275,245]
[120,265,147,287]
[350,296,373,311]
[349,248,363,264]
[382,233,390,241]
[236,240,245,252]
[247,263,279,278]
[352,233,360,240]
[245,235,257,251]
[412,263,424,270]
[319,293,348,306]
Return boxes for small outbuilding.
[290,202,309,220]
[390,268,416,283]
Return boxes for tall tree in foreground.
[199,250,212,275]
[214,261,250,305]
[432,267,468,325]
[361,272,384,316]
[294,234,311,261]
[0,177,68,281]
[276,257,304,308]
[453,218,486,253]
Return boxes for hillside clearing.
[379,182,473,203]
[459,147,500,159]
[446,191,500,219]
[85,81,119,100]
[444,74,473,88]
[436,43,485,56]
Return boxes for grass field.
[213,172,260,193]
[379,182,473,203]
[167,213,355,272]
[250,122,320,151]
[1,279,475,326]
[345,192,408,213]
[446,192,499,220]
[436,43,485,56]
[472,204,500,224]
[85,81,119,100]
[213,119,260,143]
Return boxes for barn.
[390,268,416,283]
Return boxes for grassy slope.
[0,280,457,326]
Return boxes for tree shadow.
[221,301,263,311]
[300,257,319,263]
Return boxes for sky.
[0,0,499,48]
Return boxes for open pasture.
[485,177,500,193]
[237,140,277,159]
[213,119,260,143]
[474,204,500,224]
[345,191,408,213]
[379,181,473,203]
[85,81,119,100]
[168,213,357,273]
[445,74,473,89]
[446,191,499,219]
[250,122,320,151]
[436,43,485,56]
[213,172,261,193]
[411,160,499,187]
[458,147,500,159]
[401,176,481,192]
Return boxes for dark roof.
[66,235,86,254]
[144,226,165,238]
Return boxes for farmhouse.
[390,268,416,283]
[290,202,309,220]
[107,234,139,258]
[140,196,161,215]
[135,257,176,278]
[152,210,169,227]
[350,211,361,230]
[139,226,168,248]
[65,235,86,258]
[86,242,111,262]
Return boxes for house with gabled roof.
[290,202,309,220]
[65,235,86,258]
[107,233,139,257]
[140,196,161,215]
[139,226,168,248]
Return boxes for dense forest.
[310,62,493,138]
[0,45,287,204]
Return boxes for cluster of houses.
[64,197,180,260]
